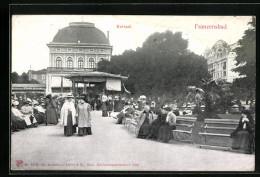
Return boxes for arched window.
[56,57,62,68]
[67,57,73,68]
[89,58,95,68]
[78,58,84,68]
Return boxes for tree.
[11,72,40,84]
[232,17,256,102]
[97,30,211,102]
[11,72,19,83]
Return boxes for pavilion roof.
[65,71,128,82]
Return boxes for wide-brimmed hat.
[46,94,52,99]
[66,93,74,98]
[24,101,30,105]
[12,100,19,106]
[140,95,147,100]
[32,100,39,105]
[163,106,172,111]
[26,98,32,102]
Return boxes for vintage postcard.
[11,15,255,171]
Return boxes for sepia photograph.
[10,15,255,171]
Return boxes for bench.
[199,119,239,149]
[172,116,197,143]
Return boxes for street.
[11,111,254,171]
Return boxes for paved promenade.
[11,111,254,171]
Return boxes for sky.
[12,15,252,74]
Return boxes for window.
[67,48,72,52]
[223,62,226,69]
[89,49,94,52]
[67,57,73,68]
[224,71,226,76]
[79,49,83,52]
[100,49,104,52]
[78,58,84,68]
[56,57,62,67]
[56,48,61,51]
[42,75,45,80]
[89,58,95,68]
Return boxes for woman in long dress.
[230,110,255,154]
[77,96,92,136]
[45,94,58,125]
[101,95,108,117]
[107,97,113,117]
[136,105,155,139]
[158,106,177,143]
[147,107,165,140]
[60,93,77,136]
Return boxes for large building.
[28,69,47,84]
[46,22,113,94]
[203,40,240,83]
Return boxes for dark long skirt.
[64,112,76,136]
[102,110,108,117]
[117,112,125,124]
[137,117,150,139]
[46,108,58,124]
[78,127,88,136]
[232,130,254,153]
[158,123,176,143]
[148,119,164,140]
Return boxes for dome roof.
[52,22,109,45]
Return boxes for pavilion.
[65,71,128,94]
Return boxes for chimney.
[107,31,110,43]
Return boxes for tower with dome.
[45,22,112,94]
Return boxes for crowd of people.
[11,92,254,154]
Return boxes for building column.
[46,73,52,94]
[72,81,75,93]
[61,76,63,93]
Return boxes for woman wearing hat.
[21,101,38,127]
[11,100,27,131]
[107,96,113,117]
[60,93,77,136]
[136,105,155,139]
[158,106,177,143]
[44,94,58,125]
[76,96,92,136]
[230,110,255,154]
[147,106,165,140]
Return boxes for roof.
[29,69,46,74]
[65,71,128,81]
[12,84,46,88]
[52,22,109,45]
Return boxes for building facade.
[46,22,113,95]
[203,40,240,83]
[28,69,47,84]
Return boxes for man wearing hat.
[137,95,147,111]
[60,93,77,136]
[21,101,38,127]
